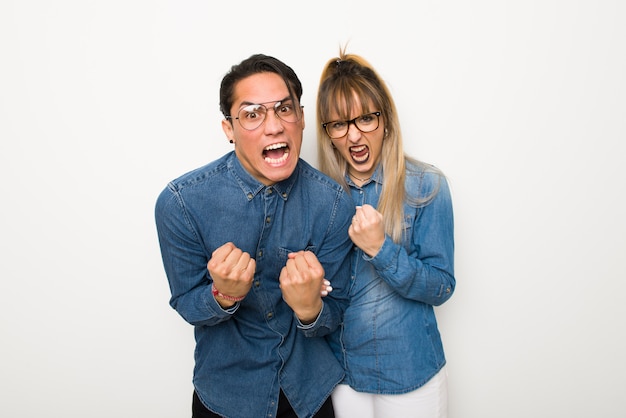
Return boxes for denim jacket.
[155,152,354,418]
[328,160,455,394]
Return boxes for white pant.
[331,366,448,418]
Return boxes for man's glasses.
[226,100,303,131]
[322,112,381,139]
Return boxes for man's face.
[222,72,305,186]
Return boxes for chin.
[268,164,296,182]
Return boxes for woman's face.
[327,99,385,180]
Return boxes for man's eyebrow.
[238,96,292,107]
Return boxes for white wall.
[1,1,624,417]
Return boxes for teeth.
[265,142,287,151]
[265,148,289,164]
[352,153,368,162]
[351,145,369,162]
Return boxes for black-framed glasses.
[226,99,303,131]
[322,112,381,139]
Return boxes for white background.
[1,1,624,417]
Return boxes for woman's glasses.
[322,112,381,139]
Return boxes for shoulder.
[155,154,231,213]
[405,158,450,201]
[296,159,346,196]
[295,159,353,215]
[166,153,232,193]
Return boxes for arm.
[155,185,244,325]
[280,193,353,336]
[352,174,455,306]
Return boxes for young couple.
[155,49,455,418]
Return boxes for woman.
[316,50,456,418]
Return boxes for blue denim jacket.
[328,161,455,394]
[155,152,354,418]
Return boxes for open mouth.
[263,142,290,164]
[350,145,370,163]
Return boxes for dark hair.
[219,54,303,118]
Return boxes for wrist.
[363,237,385,258]
[211,284,246,302]
[296,301,323,325]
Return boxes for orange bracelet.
[211,284,246,302]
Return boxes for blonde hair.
[316,48,439,242]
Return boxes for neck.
[348,171,371,183]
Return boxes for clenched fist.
[207,242,255,308]
[349,204,385,257]
[279,251,325,324]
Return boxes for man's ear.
[222,119,235,144]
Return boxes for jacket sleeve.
[299,190,354,337]
[155,184,235,326]
[367,172,455,306]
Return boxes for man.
[155,54,353,418]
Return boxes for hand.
[320,279,333,297]
[349,204,385,257]
[207,242,255,307]
[279,251,325,324]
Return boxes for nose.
[263,109,284,134]
[346,122,362,143]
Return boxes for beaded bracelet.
[211,284,246,302]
